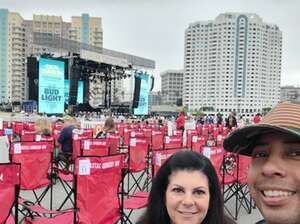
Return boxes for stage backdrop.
[64,80,84,104]
[134,72,150,115]
[38,58,65,114]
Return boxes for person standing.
[175,112,185,132]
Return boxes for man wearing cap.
[224,101,300,224]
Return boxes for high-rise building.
[161,70,183,105]
[149,91,162,106]
[70,14,103,48]
[280,86,300,103]
[0,9,26,103]
[25,15,71,56]
[183,13,282,116]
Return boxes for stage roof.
[32,32,155,69]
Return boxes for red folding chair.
[12,122,24,136]
[151,130,164,151]
[10,141,54,212]
[74,154,125,224]
[191,136,207,153]
[20,200,74,224]
[123,128,132,147]
[23,122,36,131]
[186,129,198,149]
[0,163,20,224]
[122,138,150,223]
[106,133,121,155]
[80,138,110,156]
[173,130,182,137]
[152,148,181,176]
[222,154,253,220]
[163,136,183,150]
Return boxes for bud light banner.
[38,58,65,114]
[134,72,150,115]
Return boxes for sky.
[2,0,300,91]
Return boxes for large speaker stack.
[69,63,79,106]
[27,57,39,101]
[132,76,141,109]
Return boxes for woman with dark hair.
[138,150,235,224]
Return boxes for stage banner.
[64,80,84,104]
[38,58,65,114]
[134,72,150,115]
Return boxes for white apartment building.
[183,13,282,116]
[0,9,26,103]
[70,14,103,48]
[161,70,183,105]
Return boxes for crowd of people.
[2,101,299,224]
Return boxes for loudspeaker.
[69,64,79,105]
[150,76,154,91]
[27,57,38,101]
[132,77,141,108]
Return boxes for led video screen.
[38,58,65,114]
[64,80,84,104]
[134,73,150,115]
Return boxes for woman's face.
[165,170,210,224]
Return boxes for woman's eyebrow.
[282,140,300,144]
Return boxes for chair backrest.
[204,147,236,185]
[173,130,182,137]
[186,129,198,149]
[128,138,149,172]
[81,139,110,156]
[191,136,205,154]
[151,130,164,151]
[152,149,181,176]
[72,132,89,161]
[123,128,132,146]
[10,141,53,190]
[164,136,183,150]
[24,122,36,131]
[75,154,125,224]
[0,163,20,224]
[106,133,120,155]
[12,122,24,135]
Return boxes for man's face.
[247,132,300,224]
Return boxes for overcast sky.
[2,0,300,91]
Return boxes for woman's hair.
[139,150,234,224]
[103,117,115,132]
[35,117,52,136]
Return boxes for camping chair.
[121,138,150,224]
[0,163,20,224]
[80,138,110,156]
[10,141,54,210]
[163,136,183,150]
[191,136,205,154]
[74,154,125,224]
[106,133,121,155]
[152,148,182,177]
[186,129,198,149]
[151,130,164,151]
[20,199,74,224]
[222,154,253,220]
